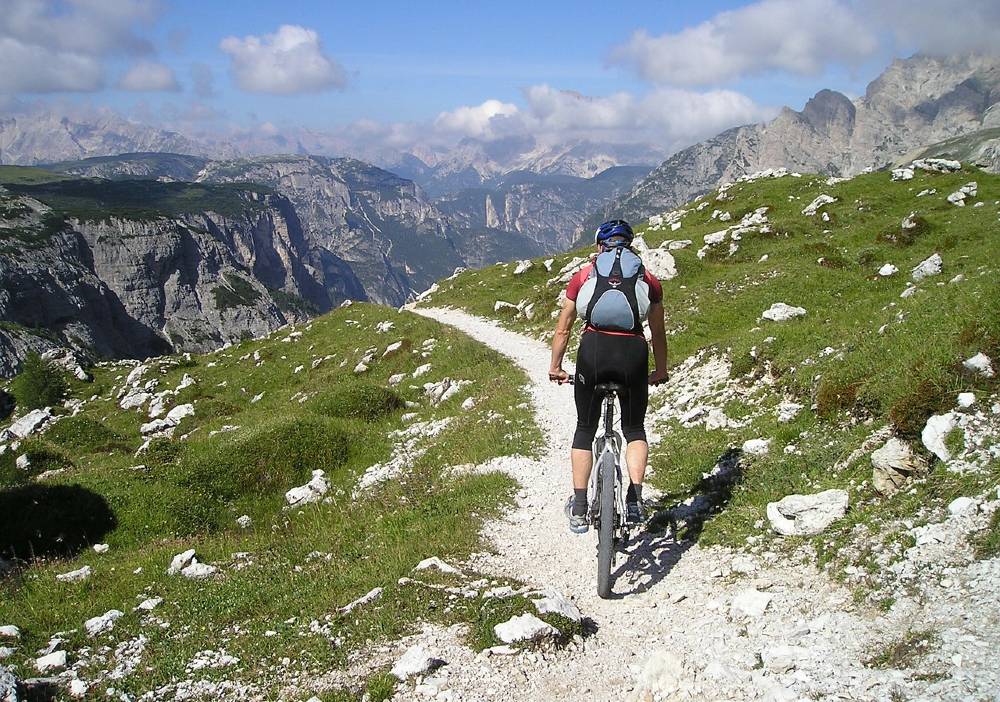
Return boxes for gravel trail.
[407,306,1000,702]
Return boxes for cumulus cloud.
[0,0,160,94]
[433,99,519,138]
[611,0,879,86]
[118,61,180,92]
[862,0,1000,56]
[220,25,348,94]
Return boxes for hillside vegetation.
[419,164,1000,590]
[0,304,551,699]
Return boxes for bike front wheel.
[596,450,616,599]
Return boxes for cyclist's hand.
[549,368,570,384]
[648,369,669,386]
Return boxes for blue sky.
[3,0,998,154]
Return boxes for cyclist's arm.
[648,301,668,381]
[549,297,576,379]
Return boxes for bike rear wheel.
[596,450,616,599]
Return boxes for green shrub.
[815,378,860,417]
[10,352,68,410]
[44,416,129,454]
[175,416,351,503]
[310,383,404,422]
[212,273,263,310]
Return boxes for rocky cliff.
[603,54,1000,228]
[0,178,329,374]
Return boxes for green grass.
[0,165,72,184]
[0,302,549,698]
[418,165,1000,582]
[864,629,938,669]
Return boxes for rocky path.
[409,307,1000,702]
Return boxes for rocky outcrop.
[0,184,328,373]
[603,54,1000,226]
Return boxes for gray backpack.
[576,247,651,334]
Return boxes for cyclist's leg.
[618,335,650,490]
[571,332,602,517]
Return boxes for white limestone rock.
[93,543,110,554]
[878,263,898,276]
[513,260,533,275]
[911,253,942,281]
[801,194,836,215]
[0,627,19,640]
[35,650,67,673]
[957,392,976,408]
[730,588,773,619]
[912,158,961,173]
[85,609,123,637]
[165,403,194,424]
[761,303,806,322]
[963,352,995,378]
[284,469,329,507]
[55,565,92,583]
[391,645,442,680]
[236,515,252,529]
[529,588,582,622]
[339,587,383,615]
[766,489,848,536]
[777,400,803,423]
[891,167,914,181]
[948,496,976,516]
[180,562,218,579]
[871,438,928,496]
[3,408,51,440]
[922,412,957,462]
[167,548,197,575]
[741,438,771,456]
[493,613,558,643]
[414,556,460,574]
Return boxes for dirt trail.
[408,307,998,702]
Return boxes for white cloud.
[611,0,878,86]
[0,0,159,94]
[190,62,215,98]
[862,0,1000,56]
[220,25,347,94]
[433,99,519,138]
[118,61,180,92]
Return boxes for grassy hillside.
[418,166,1000,590]
[0,304,548,699]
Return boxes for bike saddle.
[594,382,627,396]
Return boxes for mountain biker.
[548,219,668,533]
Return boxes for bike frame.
[589,389,626,531]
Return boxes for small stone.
[741,439,771,456]
[878,263,898,276]
[135,597,162,612]
[957,392,976,408]
[911,253,942,281]
[494,613,558,643]
[922,412,957,462]
[236,515,252,529]
[93,543,110,554]
[761,303,806,322]
[962,352,995,378]
[391,645,442,680]
[0,627,20,640]
[767,489,848,536]
[167,549,197,575]
[56,565,92,583]
[530,588,582,622]
[181,562,217,580]
[947,497,975,516]
[414,557,460,574]
[85,610,123,637]
[730,588,773,619]
[68,679,88,698]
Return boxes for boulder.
[948,496,976,516]
[741,439,771,456]
[180,562,217,579]
[761,303,806,322]
[493,613,558,644]
[891,167,914,181]
[165,403,194,424]
[911,253,942,281]
[871,438,928,496]
[167,549,197,575]
[390,645,443,680]
[766,489,848,536]
[34,651,67,673]
[922,412,957,462]
[513,260,533,276]
[878,263,898,276]
[3,408,51,441]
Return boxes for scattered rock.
[493,613,558,643]
[84,610,123,637]
[55,565,92,583]
[948,496,976,516]
[339,587,383,616]
[963,352,995,378]
[891,167,914,181]
[167,549,197,575]
[529,588,582,622]
[14,455,28,471]
[34,651,66,673]
[730,588,773,619]
[93,543,109,554]
[761,303,806,322]
[801,194,837,215]
[284,469,330,508]
[912,158,961,173]
[414,557,460,574]
[236,515,252,529]
[513,260,533,275]
[878,263,898,276]
[0,628,19,641]
[390,645,443,680]
[911,253,942,281]
[922,412,957,462]
[0,665,17,702]
[180,562,218,580]
[766,489,849,536]
[871,437,929,496]
[761,644,808,673]
[135,597,162,612]
[741,438,771,456]
[776,400,803,423]
[1,408,51,441]
[957,392,976,408]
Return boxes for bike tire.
[596,450,616,599]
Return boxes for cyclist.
[548,219,668,533]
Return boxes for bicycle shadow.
[609,448,744,598]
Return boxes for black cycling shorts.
[572,330,648,450]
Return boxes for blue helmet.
[595,219,634,247]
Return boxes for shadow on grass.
[0,483,117,563]
[611,448,743,598]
